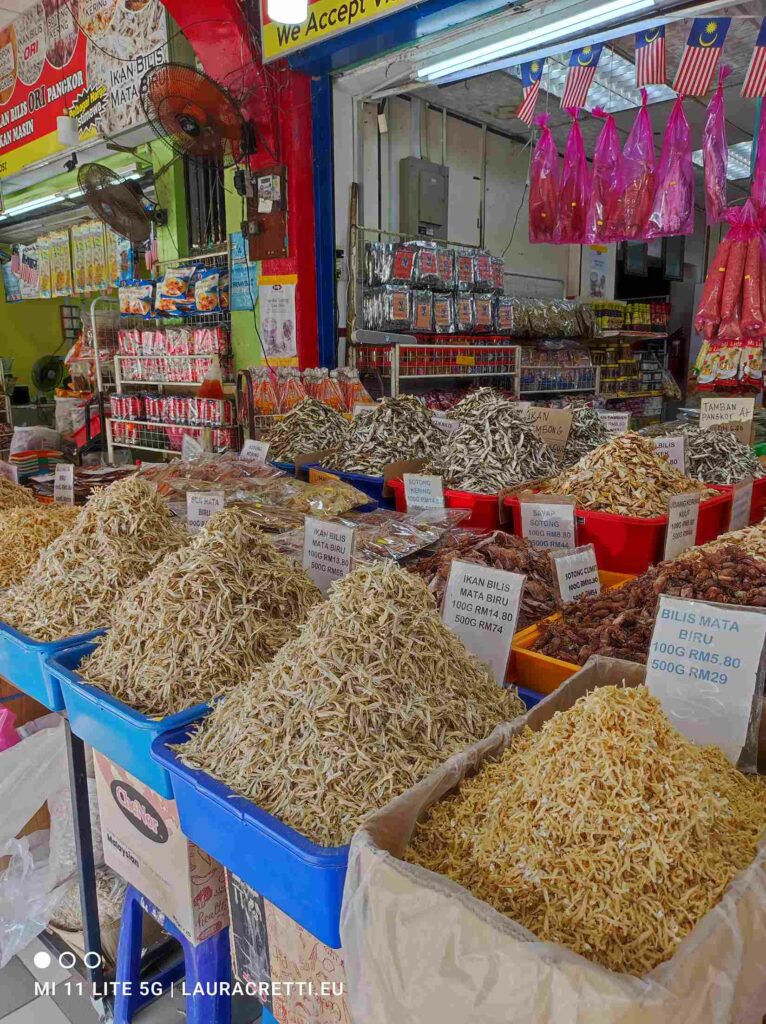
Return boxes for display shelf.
[600,330,669,340]
[114,354,236,390]
[602,390,663,399]
[106,418,238,460]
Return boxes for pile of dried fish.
[0,477,187,641]
[0,477,37,510]
[264,398,350,461]
[448,387,519,421]
[533,545,766,665]
[559,406,611,468]
[406,685,766,975]
[81,508,321,717]
[640,417,695,438]
[0,505,80,588]
[407,530,557,630]
[432,404,558,494]
[541,433,710,516]
[323,397,442,475]
[177,562,524,846]
[697,520,766,561]
[682,427,765,484]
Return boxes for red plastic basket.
[388,477,506,530]
[712,477,766,528]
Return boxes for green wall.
[0,292,69,390]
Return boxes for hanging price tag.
[182,434,204,459]
[526,407,573,450]
[302,516,355,593]
[441,560,525,685]
[54,464,74,505]
[551,544,601,603]
[664,492,700,560]
[596,410,630,437]
[403,473,445,511]
[186,490,225,532]
[729,478,753,533]
[652,434,685,472]
[699,396,755,445]
[241,439,270,465]
[519,495,576,551]
[646,595,766,764]
[0,461,18,485]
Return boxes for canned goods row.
[119,355,234,384]
[117,326,231,357]
[111,393,234,427]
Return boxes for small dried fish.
[264,398,350,461]
[697,520,766,560]
[0,477,38,510]
[681,427,765,485]
[0,505,80,588]
[558,406,611,469]
[324,396,442,475]
[448,387,521,421]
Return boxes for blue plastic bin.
[517,687,544,710]
[269,460,295,474]
[47,644,208,797]
[303,466,395,510]
[0,621,104,711]
[151,724,348,948]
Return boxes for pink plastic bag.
[752,102,766,222]
[702,65,732,225]
[648,97,695,238]
[528,114,560,244]
[555,109,591,244]
[586,108,625,243]
[620,89,656,240]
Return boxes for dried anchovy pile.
[0,477,187,641]
[407,530,557,630]
[432,404,558,494]
[406,685,766,975]
[640,418,695,438]
[81,508,321,717]
[533,545,766,665]
[0,478,37,510]
[324,396,442,474]
[448,387,519,421]
[264,398,350,461]
[559,406,611,469]
[682,427,765,485]
[541,433,709,516]
[178,562,524,846]
[0,505,80,588]
[698,520,766,561]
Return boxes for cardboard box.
[94,754,228,945]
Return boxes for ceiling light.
[417,0,655,80]
[267,0,308,25]
[692,140,752,181]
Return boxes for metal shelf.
[106,418,238,461]
[398,371,518,380]
[521,386,598,395]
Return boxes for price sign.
[519,497,576,551]
[652,435,685,472]
[729,478,753,533]
[182,434,205,459]
[596,410,631,437]
[302,516,355,593]
[699,396,755,446]
[431,411,461,434]
[552,545,601,603]
[527,407,573,451]
[186,490,225,532]
[353,403,378,417]
[664,492,700,560]
[441,560,525,684]
[403,473,445,511]
[54,464,74,505]
[241,439,270,465]
[0,461,18,485]
[646,595,766,764]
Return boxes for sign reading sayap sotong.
[0,0,167,178]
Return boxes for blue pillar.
[311,73,337,369]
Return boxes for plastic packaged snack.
[435,248,455,291]
[432,294,456,334]
[315,368,346,411]
[586,109,625,244]
[695,233,732,334]
[455,295,476,333]
[412,290,434,333]
[219,271,230,310]
[491,257,504,294]
[474,294,495,332]
[414,243,441,288]
[194,269,221,314]
[119,280,154,317]
[529,114,560,244]
[555,110,590,245]
[473,252,494,291]
[390,244,417,284]
[156,265,196,315]
[647,97,694,238]
[455,251,475,292]
[702,65,731,225]
[620,90,656,240]
[251,367,280,416]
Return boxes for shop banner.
[0,0,167,178]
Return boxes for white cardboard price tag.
[182,434,204,459]
[729,478,753,532]
[241,439,270,465]
[302,516,355,593]
[519,498,576,551]
[431,411,461,434]
[664,492,700,560]
[353,403,378,417]
[441,559,525,685]
[596,410,630,437]
[54,463,74,505]
[699,396,755,445]
[552,545,601,603]
[403,473,445,511]
[652,434,685,472]
[646,595,766,764]
[186,490,225,532]
[0,461,18,485]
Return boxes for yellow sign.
[456,354,475,366]
[261,0,420,61]
[308,467,340,483]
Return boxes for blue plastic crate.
[47,644,208,797]
[305,466,395,510]
[517,686,544,710]
[0,621,104,711]
[152,724,348,948]
[269,460,295,474]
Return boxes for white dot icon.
[33,951,51,970]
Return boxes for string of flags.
[515,15,766,125]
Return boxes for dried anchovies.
[0,477,38,510]
[681,427,765,485]
[448,387,520,421]
[324,396,442,475]
[0,505,80,588]
[559,406,611,469]
[697,520,766,560]
[264,398,350,461]
[177,561,524,847]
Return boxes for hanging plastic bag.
[716,200,762,339]
[752,102,766,220]
[586,108,625,243]
[528,114,560,244]
[620,89,657,240]
[702,65,732,225]
[555,110,591,245]
[694,231,732,335]
[648,97,695,237]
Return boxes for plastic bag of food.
[529,114,559,243]
[315,368,346,411]
[119,280,154,317]
[555,110,590,245]
[279,367,308,412]
[193,268,221,314]
[740,337,763,390]
[695,229,733,334]
[251,367,280,416]
[742,232,764,336]
[620,89,656,239]
[586,108,625,243]
[155,265,196,315]
[702,65,732,225]
[718,201,761,337]
[648,97,694,237]
[412,290,434,332]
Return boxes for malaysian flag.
[516,59,545,124]
[673,17,731,96]
[635,26,666,86]
[560,43,603,109]
[742,17,766,97]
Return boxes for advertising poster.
[258,274,297,365]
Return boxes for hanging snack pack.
[119,280,154,318]
[156,265,197,316]
[455,250,476,292]
[491,257,504,294]
[414,243,441,288]
[702,65,732,225]
[529,114,560,244]
[474,294,495,332]
[648,97,694,238]
[433,293,456,334]
[390,244,417,284]
[412,290,434,332]
[435,248,455,290]
[555,110,590,245]
[620,90,656,240]
[193,268,221,313]
[586,109,625,244]
[473,252,494,291]
[455,294,476,333]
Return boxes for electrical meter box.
[399,157,449,239]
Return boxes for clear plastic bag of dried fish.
[0,477,187,642]
[79,508,322,718]
[176,561,524,847]
[323,396,443,476]
[263,398,350,462]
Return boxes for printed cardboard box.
[94,754,228,945]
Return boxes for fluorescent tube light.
[692,140,752,181]
[417,0,655,80]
